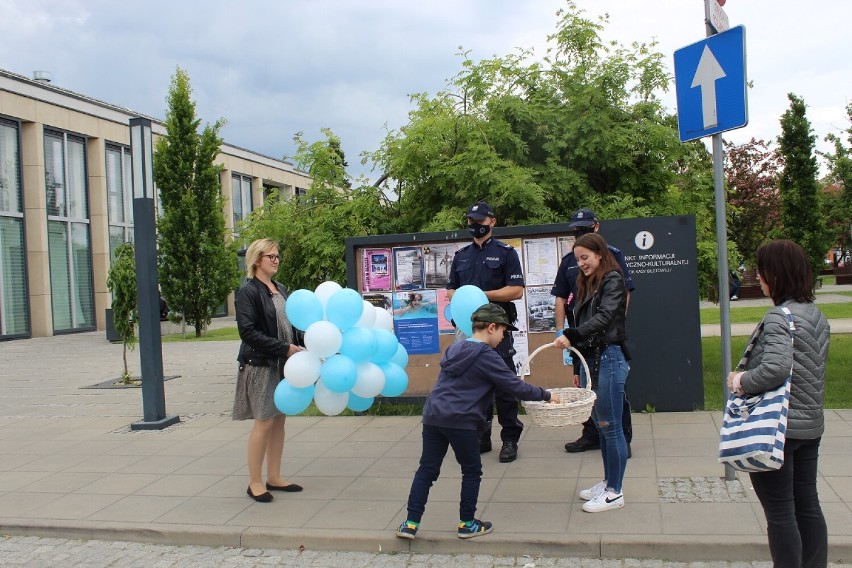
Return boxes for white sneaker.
[578,480,607,501]
[582,489,625,513]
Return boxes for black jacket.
[235,277,301,367]
[562,270,627,349]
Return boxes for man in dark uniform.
[447,201,526,463]
[551,208,635,457]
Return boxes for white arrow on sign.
[691,45,727,129]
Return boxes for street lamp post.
[129,117,179,430]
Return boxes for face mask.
[468,222,491,238]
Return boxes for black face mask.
[468,222,491,238]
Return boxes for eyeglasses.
[262,254,280,263]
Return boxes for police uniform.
[448,235,525,449]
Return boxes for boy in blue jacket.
[396,303,559,540]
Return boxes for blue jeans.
[749,437,827,568]
[580,344,629,493]
[405,424,482,523]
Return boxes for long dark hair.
[756,239,815,305]
[574,233,622,304]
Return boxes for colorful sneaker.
[396,520,419,539]
[457,518,493,539]
[582,489,625,513]
[578,480,607,501]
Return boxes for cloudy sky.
[1,0,849,182]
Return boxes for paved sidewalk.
[1,332,851,562]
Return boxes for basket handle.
[519,343,592,392]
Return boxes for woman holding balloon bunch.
[233,238,305,503]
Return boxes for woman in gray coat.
[727,240,830,568]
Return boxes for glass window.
[44,130,94,331]
[231,173,252,235]
[105,144,134,258]
[0,119,28,337]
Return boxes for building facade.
[0,68,311,340]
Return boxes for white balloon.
[304,320,343,359]
[313,379,349,416]
[314,281,343,309]
[354,300,377,328]
[283,350,322,388]
[373,306,394,332]
[352,362,386,398]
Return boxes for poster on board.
[362,248,392,291]
[522,237,559,286]
[393,246,425,291]
[393,289,440,354]
[422,243,459,288]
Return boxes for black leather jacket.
[563,270,627,349]
[235,277,302,367]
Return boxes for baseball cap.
[471,303,519,331]
[568,208,599,230]
[466,201,496,222]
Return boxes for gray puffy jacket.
[739,301,830,439]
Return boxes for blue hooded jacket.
[422,339,551,432]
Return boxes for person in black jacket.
[233,238,305,503]
[554,233,629,513]
[395,304,558,540]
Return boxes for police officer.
[447,201,526,462]
[551,208,635,457]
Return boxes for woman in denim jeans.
[554,232,629,513]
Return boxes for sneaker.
[731,295,738,301]
[582,489,625,513]
[578,480,607,501]
[498,441,518,463]
[457,518,493,539]
[396,520,418,539]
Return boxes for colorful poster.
[393,289,440,354]
[436,288,454,333]
[526,285,556,333]
[422,243,459,288]
[362,248,391,291]
[522,237,559,286]
[392,246,425,290]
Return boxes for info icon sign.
[674,25,748,142]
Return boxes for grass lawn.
[161,327,240,342]
[700,302,852,325]
[162,322,852,412]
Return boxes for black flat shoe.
[266,482,303,493]
[247,486,273,502]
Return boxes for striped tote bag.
[718,307,795,472]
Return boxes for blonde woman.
[233,238,304,502]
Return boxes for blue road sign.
[674,25,748,142]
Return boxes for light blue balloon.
[319,354,358,393]
[371,328,399,363]
[449,285,489,336]
[326,288,364,331]
[346,392,375,412]
[389,343,409,368]
[340,327,378,363]
[379,362,409,397]
[285,289,324,332]
[274,380,315,415]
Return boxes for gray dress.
[232,292,293,421]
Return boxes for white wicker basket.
[520,344,596,427]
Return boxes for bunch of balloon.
[274,281,410,416]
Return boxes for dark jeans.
[580,391,632,444]
[405,424,482,523]
[456,329,524,444]
[749,437,827,568]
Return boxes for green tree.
[724,139,784,267]
[822,102,852,258]
[153,68,240,337]
[240,129,392,290]
[106,242,137,382]
[778,93,834,279]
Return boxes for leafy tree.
[822,102,852,258]
[153,68,240,337]
[724,138,784,267]
[777,93,834,279]
[106,242,137,382]
[240,129,392,290]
